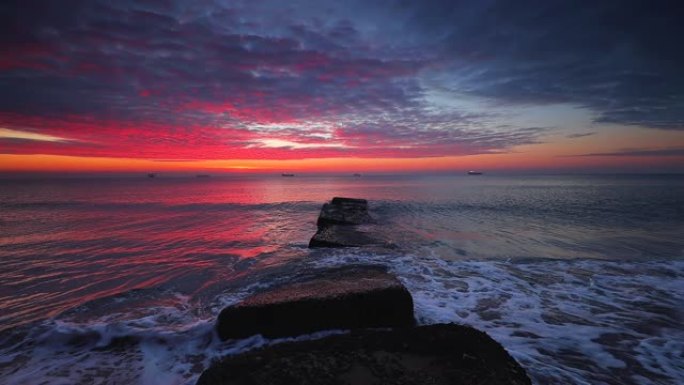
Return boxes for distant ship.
[147,173,156,178]
[467,171,483,175]
[281,173,295,177]
[353,173,362,177]
[196,174,211,178]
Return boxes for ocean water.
[0,174,683,385]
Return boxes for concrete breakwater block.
[308,225,387,248]
[316,197,373,227]
[198,323,532,385]
[309,197,387,248]
[216,265,415,340]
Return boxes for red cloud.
[0,109,539,161]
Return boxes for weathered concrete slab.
[310,197,385,248]
[198,323,532,385]
[316,197,373,227]
[331,197,368,206]
[308,225,387,248]
[216,265,415,340]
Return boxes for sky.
[1,0,683,173]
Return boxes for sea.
[0,174,683,385]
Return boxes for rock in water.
[310,197,387,248]
[216,265,415,340]
[197,323,532,385]
[331,197,368,206]
[308,225,387,248]
[316,197,372,227]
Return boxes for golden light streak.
[0,128,74,142]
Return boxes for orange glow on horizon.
[2,152,682,174]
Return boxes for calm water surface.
[1,174,683,384]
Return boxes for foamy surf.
[1,252,682,385]
[311,252,684,385]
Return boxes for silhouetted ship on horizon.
[281,173,295,177]
[467,171,483,175]
[147,173,156,178]
[196,174,211,178]
[353,173,362,177]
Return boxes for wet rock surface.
[308,225,388,248]
[198,324,532,385]
[317,198,373,227]
[216,265,415,340]
[309,197,386,248]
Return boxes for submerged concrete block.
[308,225,387,248]
[310,197,383,248]
[316,197,372,227]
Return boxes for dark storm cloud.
[390,0,684,130]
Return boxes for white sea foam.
[0,276,344,385]
[310,251,684,385]
[1,253,682,385]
